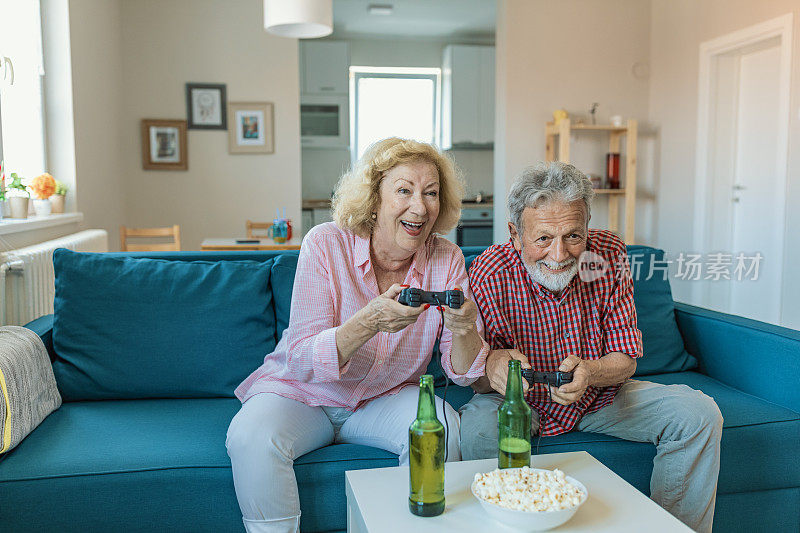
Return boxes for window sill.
[0,212,83,236]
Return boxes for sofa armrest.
[674,302,800,413]
[23,314,55,362]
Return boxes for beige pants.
[459,380,723,533]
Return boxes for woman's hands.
[363,284,428,333]
[339,284,483,375]
[361,284,478,337]
[442,286,478,338]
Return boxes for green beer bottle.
[498,359,532,469]
[408,374,445,517]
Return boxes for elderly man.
[460,162,723,533]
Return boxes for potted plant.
[50,179,68,213]
[30,173,56,216]
[6,173,30,219]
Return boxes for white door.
[729,42,782,322]
[704,37,785,323]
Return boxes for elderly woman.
[226,137,489,533]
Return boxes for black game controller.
[398,288,464,309]
[521,369,574,388]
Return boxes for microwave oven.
[300,94,349,149]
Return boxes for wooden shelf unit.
[545,118,638,244]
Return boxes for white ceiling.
[331,0,496,40]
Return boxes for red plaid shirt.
[469,229,642,436]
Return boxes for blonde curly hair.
[331,137,465,238]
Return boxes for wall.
[119,0,301,251]
[494,0,652,245]
[66,0,126,250]
[649,0,800,328]
[302,37,494,202]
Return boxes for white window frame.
[349,66,441,165]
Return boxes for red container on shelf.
[606,153,621,189]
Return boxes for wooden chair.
[246,220,272,239]
[120,225,181,251]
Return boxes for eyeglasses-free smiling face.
[509,200,588,293]
[372,160,441,259]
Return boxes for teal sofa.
[0,246,798,532]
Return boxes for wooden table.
[345,451,691,532]
[200,238,302,251]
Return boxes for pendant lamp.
[263,0,333,39]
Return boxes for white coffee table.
[345,451,692,532]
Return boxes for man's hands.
[362,284,427,333]
[548,354,595,406]
[442,285,478,337]
[484,348,531,396]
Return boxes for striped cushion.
[0,326,61,454]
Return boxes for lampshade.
[263,0,333,39]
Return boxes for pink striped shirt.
[235,222,489,410]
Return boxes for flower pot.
[0,200,6,220]
[7,196,30,219]
[50,194,65,213]
[34,198,52,216]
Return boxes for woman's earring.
[371,212,377,220]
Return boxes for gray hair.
[507,161,595,235]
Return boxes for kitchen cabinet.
[300,41,350,95]
[442,45,495,149]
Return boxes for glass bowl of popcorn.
[470,466,588,531]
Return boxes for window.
[0,0,46,180]
[350,67,440,162]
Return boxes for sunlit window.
[0,0,46,180]
[351,67,440,162]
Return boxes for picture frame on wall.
[141,119,188,170]
[186,83,227,129]
[228,102,275,154]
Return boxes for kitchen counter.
[302,199,493,209]
[303,199,333,209]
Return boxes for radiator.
[0,229,108,326]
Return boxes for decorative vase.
[50,194,65,213]
[8,196,30,219]
[34,198,52,216]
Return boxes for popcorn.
[472,467,585,512]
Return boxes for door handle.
[732,184,746,191]
[1,56,14,85]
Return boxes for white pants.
[226,387,461,533]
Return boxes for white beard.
[523,255,578,294]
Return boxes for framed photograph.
[186,83,227,129]
[141,119,188,170]
[228,102,274,154]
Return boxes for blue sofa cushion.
[0,398,395,533]
[538,371,800,495]
[1,372,796,532]
[627,246,697,375]
[51,250,275,400]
